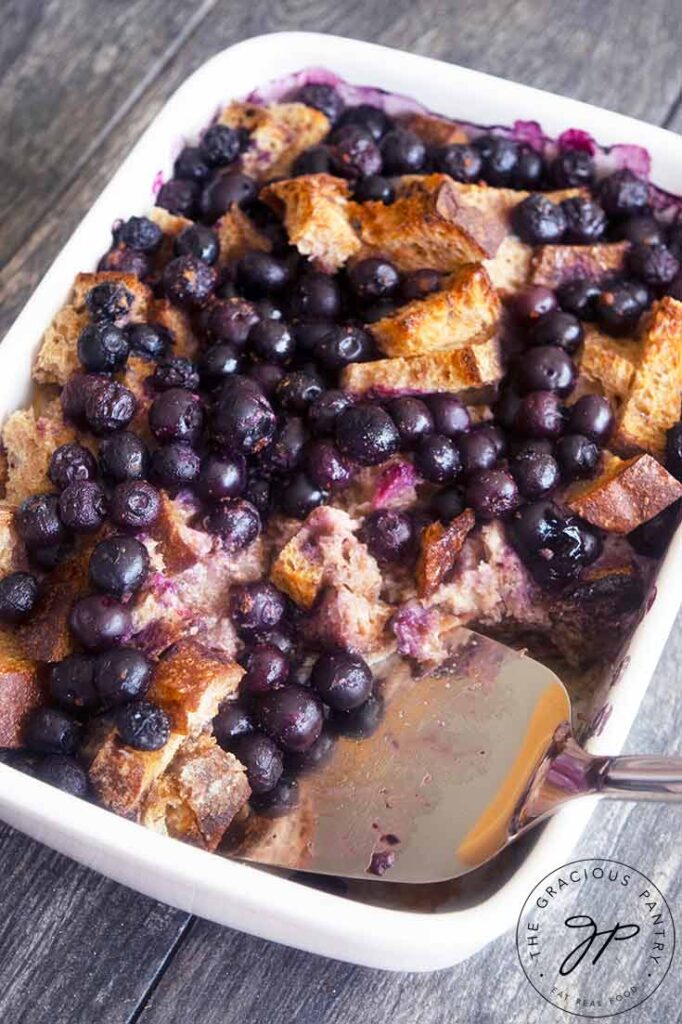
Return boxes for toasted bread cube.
[270,506,381,610]
[573,326,639,405]
[341,337,503,399]
[2,404,79,505]
[397,113,468,147]
[89,642,243,818]
[530,241,629,289]
[33,305,90,385]
[370,265,500,358]
[149,207,192,237]
[303,586,391,655]
[484,235,533,296]
[219,101,329,180]
[566,454,682,533]
[151,299,198,360]
[17,544,92,663]
[149,493,208,574]
[142,734,250,851]
[613,297,682,456]
[417,509,476,598]
[215,205,272,267]
[262,174,361,272]
[0,501,27,576]
[0,630,44,749]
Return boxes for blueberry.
[196,454,246,502]
[517,345,576,396]
[567,395,615,444]
[60,371,106,425]
[98,247,150,279]
[49,654,98,712]
[58,481,107,533]
[310,650,373,712]
[244,473,271,517]
[362,510,415,563]
[265,417,308,476]
[174,224,219,266]
[241,642,290,697]
[0,571,39,623]
[70,595,131,652]
[515,391,565,439]
[275,371,324,414]
[163,254,216,308]
[199,343,243,387]
[116,700,170,751]
[665,423,682,481]
[596,281,645,336]
[400,269,442,303]
[89,535,149,597]
[83,379,137,435]
[199,124,240,167]
[25,708,82,756]
[248,321,295,364]
[628,501,681,558]
[99,431,149,482]
[199,170,258,223]
[425,394,470,437]
[457,430,499,475]
[77,322,128,376]
[86,282,133,324]
[414,434,460,483]
[387,396,434,447]
[156,178,198,217]
[150,357,200,393]
[110,480,162,531]
[621,215,664,246]
[513,195,567,244]
[125,322,172,361]
[289,272,342,320]
[173,146,210,183]
[509,441,560,499]
[465,469,519,520]
[429,486,464,523]
[94,647,152,704]
[513,146,544,189]
[550,149,595,188]
[315,324,375,370]
[213,702,255,750]
[38,755,89,797]
[308,389,352,434]
[510,501,601,586]
[348,258,400,302]
[352,175,395,204]
[232,732,284,794]
[201,496,261,552]
[335,403,400,466]
[330,124,383,179]
[16,494,67,549]
[29,541,75,572]
[478,136,518,186]
[435,143,482,183]
[515,285,558,323]
[280,473,327,519]
[247,362,285,398]
[528,310,583,353]
[557,279,601,320]
[256,685,324,753]
[598,170,649,218]
[49,443,97,490]
[556,433,600,480]
[292,145,332,175]
[206,298,260,346]
[149,388,203,445]
[380,128,425,175]
[561,197,606,244]
[305,440,352,491]
[295,83,344,123]
[628,243,680,287]
[229,581,286,637]
[212,377,277,454]
[117,216,163,252]
[236,252,291,298]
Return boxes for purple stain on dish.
[367,850,396,876]
[557,128,597,155]
[246,67,425,117]
[608,143,651,178]
[646,585,658,613]
[589,702,613,738]
[372,459,419,509]
[152,170,165,196]
[511,120,546,152]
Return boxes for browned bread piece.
[612,297,682,456]
[573,326,639,405]
[71,271,152,321]
[89,641,243,819]
[16,544,92,663]
[149,208,192,237]
[141,734,250,851]
[0,630,44,749]
[219,101,329,180]
[149,493,204,573]
[530,241,629,289]
[2,402,79,505]
[261,174,361,272]
[566,454,682,533]
[397,112,468,146]
[370,265,500,358]
[303,585,392,655]
[341,337,503,399]
[270,506,381,610]
[151,299,198,360]
[33,305,90,385]
[215,205,272,267]
[483,235,533,296]
[0,500,27,576]
[416,509,476,598]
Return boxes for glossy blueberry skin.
[513,194,567,244]
[457,431,499,476]
[362,510,415,563]
[628,501,681,558]
[414,434,461,484]
[199,123,240,167]
[435,143,482,183]
[561,197,606,244]
[116,215,163,252]
[510,500,602,586]
[509,442,560,500]
[49,443,98,490]
[99,432,150,483]
[315,325,375,370]
[275,371,324,414]
[515,285,558,323]
[89,535,150,597]
[213,702,255,750]
[24,708,82,756]
[69,595,132,652]
[465,469,519,520]
[478,135,519,186]
[236,252,291,298]
[628,243,680,287]
[387,397,434,447]
[16,493,67,549]
[150,357,200,393]
[198,170,258,223]
[295,82,344,122]
[429,486,465,523]
[83,379,137,435]
[330,125,382,178]
[598,169,649,217]
[425,394,470,437]
[348,259,400,302]
[206,298,260,346]
[38,755,89,797]
[568,395,615,444]
[163,254,217,308]
[513,145,544,189]
[289,272,342,320]
[596,282,645,336]
[202,498,261,552]
[229,581,286,637]
[241,642,290,697]
[174,223,220,265]
[94,647,152,705]
[311,650,373,712]
[291,319,335,357]
[49,654,98,712]
[516,345,576,396]
[77,322,129,373]
[232,732,284,794]
[124,322,172,361]
[557,279,601,320]
[173,146,211,182]
[109,480,162,531]
[116,700,171,751]
[308,390,353,434]
[621,215,665,247]
[292,145,332,176]
[248,321,295,365]
[58,481,107,534]
[149,388,203,445]
[0,571,39,624]
[337,103,392,140]
[352,175,395,204]
[380,128,425,174]
[335,403,400,466]
[247,362,285,399]
[199,343,243,387]
[550,149,595,188]
[528,310,584,354]
[98,247,151,278]
[555,434,600,481]
[515,391,565,439]
[211,377,277,455]
[280,473,327,519]
[156,178,198,217]
[305,440,353,491]
[85,281,133,324]
[265,418,307,476]
[255,685,324,754]
[196,454,246,502]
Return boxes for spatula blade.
[233,628,570,884]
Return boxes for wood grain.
[0,1,681,1022]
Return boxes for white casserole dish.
[1,31,681,972]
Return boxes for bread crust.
[16,544,92,663]
[2,404,80,505]
[215,205,272,267]
[219,101,329,180]
[574,326,639,405]
[530,241,629,289]
[0,630,44,749]
[416,509,476,598]
[566,453,682,533]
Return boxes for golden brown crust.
[215,205,272,267]
[149,493,202,574]
[33,306,90,386]
[0,630,44,748]
[530,241,629,289]
[574,326,639,405]
[219,101,329,180]
[151,299,198,361]
[16,544,92,663]
[341,337,503,398]
[397,113,468,146]
[612,297,682,456]
[416,509,476,598]
[0,501,27,576]
[370,265,500,358]
[262,174,361,272]
[2,404,80,506]
[566,454,682,533]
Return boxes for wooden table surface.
[1,2,681,1021]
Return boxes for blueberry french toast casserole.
[1,71,681,856]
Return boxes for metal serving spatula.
[233,627,682,884]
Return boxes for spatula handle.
[596,755,682,801]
